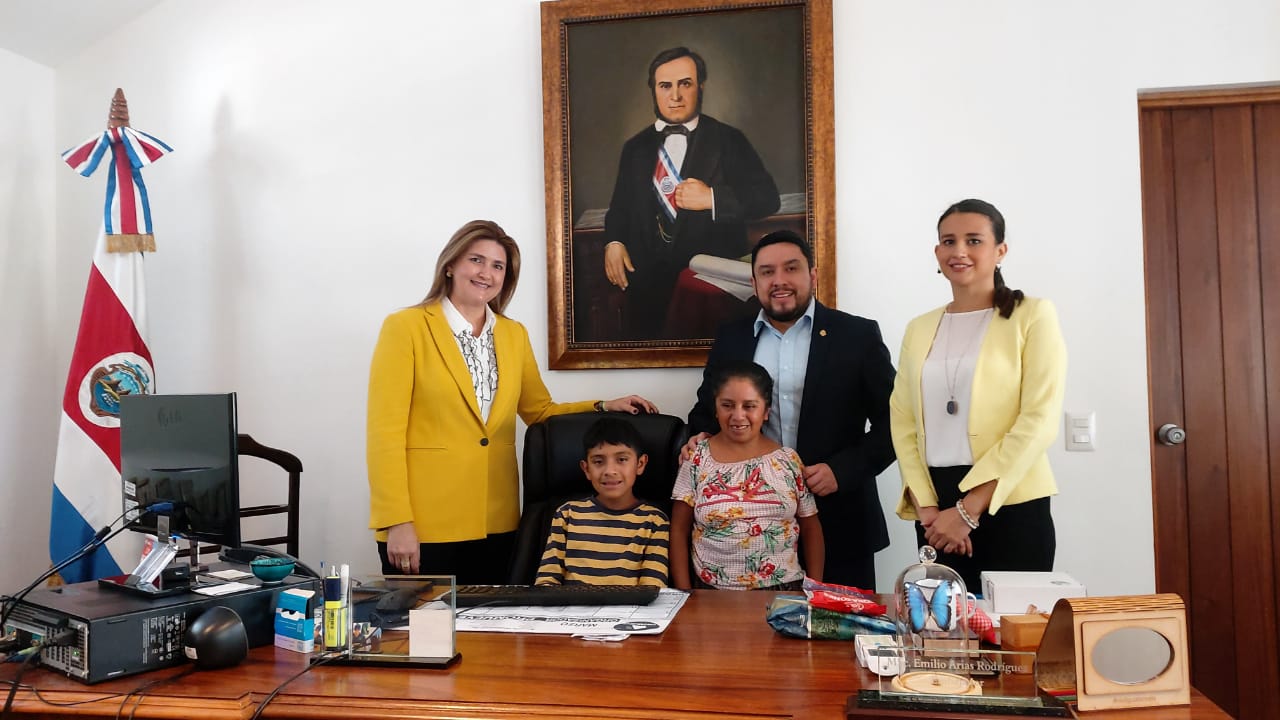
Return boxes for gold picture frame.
[541,0,835,369]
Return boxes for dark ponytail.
[938,198,1025,318]
[993,266,1024,319]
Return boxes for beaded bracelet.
[956,499,980,530]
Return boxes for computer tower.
[4,573,318,683]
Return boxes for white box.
[855,634,902,676]
[980,571,1086,615]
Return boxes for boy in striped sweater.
[535,418,670,586]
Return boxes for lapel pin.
[819,329,827,337]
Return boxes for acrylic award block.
[848,547,1070,717]
[317,574,459,669]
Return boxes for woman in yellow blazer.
[367,220,656,583]
[890,199,1066,592]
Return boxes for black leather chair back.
[508,412,688,584]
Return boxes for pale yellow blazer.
[891,297,1066,520]
[366,304,595,543]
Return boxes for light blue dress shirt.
[752,297,816,449]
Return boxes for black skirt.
[914,465,1055,595]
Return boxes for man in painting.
[602,46,780,340]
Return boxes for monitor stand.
[187,536,211,573]
[97,534,205,599]
[96,573,191,599]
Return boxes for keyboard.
[453,584,660,607]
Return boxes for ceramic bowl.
[249,556,295,583]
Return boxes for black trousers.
[818,540,878,592]
[915,465,1055,595]
[377,531,516,585]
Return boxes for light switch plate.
[1065,411,1096,452]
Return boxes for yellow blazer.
[890,297,1066,520]
[366,304,595,543]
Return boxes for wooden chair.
[235,433,302,557]
[177,433,302,560]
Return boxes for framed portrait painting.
[541,0,835,369]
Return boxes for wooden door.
[1140,84,1280,719]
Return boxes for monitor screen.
[119,393,240,548]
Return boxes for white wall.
[842,1,1280,590]
[21,0,1280,593]
[0,47,56,592]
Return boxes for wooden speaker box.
[1035,594,1190,712]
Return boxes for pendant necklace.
[943,308,992,416]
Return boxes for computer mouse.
[375,587,423,613]
[183,606,248,670]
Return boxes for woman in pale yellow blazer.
[367,220,656,583]
[890,199,1066,592]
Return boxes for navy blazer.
[688,302,897,555]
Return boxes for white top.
[441,297,498,422]
[922,308,994,467]
[654,116,699,172]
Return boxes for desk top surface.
[3,590,1230,720]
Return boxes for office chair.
[507,412,688,584]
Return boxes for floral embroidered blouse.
[672,440,818,590]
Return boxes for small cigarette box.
[274,588,316,653]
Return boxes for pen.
[339,564,350,649]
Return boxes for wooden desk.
[2,591,1231,720]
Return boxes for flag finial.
[108,88,130,129]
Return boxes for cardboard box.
[980,571,1086,616]
[1000,613,1050,650]
[274,588,316,653]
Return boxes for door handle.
[1156,424,1186,446]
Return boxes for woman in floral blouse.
[671,360,825,590]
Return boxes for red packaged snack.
[807,590,888,616]
[802,577,887,616]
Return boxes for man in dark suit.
[603,46,779,340]
[688,231,897,590]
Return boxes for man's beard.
[762,289,812,324]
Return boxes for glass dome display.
[889,545,982,696]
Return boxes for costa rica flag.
[49,229,155,582]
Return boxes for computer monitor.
[119,393,241,550]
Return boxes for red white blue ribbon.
[652,145,682,221]
[62,127,172,237]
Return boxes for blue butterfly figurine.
[905,580,954,632]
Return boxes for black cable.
[0,626,73,720]
[0,663,185,712]
[249,651,341,720]
[1,502,175,633]
[1,525,116,634]
[115,665,195,720]
[0,644,42,719]
[22,684,130,708]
